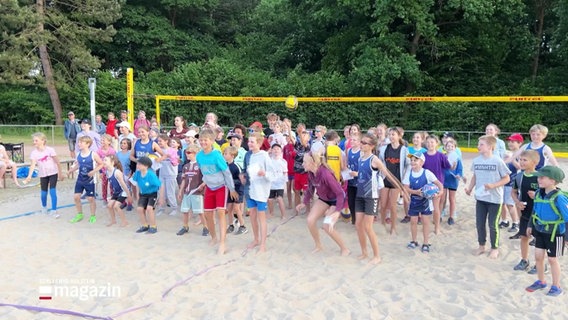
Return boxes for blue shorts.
[74,180,95,197]
[247,198,267,211]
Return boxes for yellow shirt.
[326,145,342,181]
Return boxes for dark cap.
[81,118,91,125]
[533,165,565,183]
[137,156,153,168]
[228,133,242,140]
[443,131,454,138]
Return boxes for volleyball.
[285,95,298,109]
[421,183,440,199]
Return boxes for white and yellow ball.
[285,95,298,109]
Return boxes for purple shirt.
[423,151,451,184]
[303,166,345,209]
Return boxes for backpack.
[531,189,568,241]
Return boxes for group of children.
[21,116,568,295]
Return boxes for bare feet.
[311,246,323,254]
[389,228,397,235]
[474,246,486,256]
[217,243,226,255]
[247,240,259,249]
[340,248,351,257]
[368,256,382,265]
[357,253,368,260]
[257,245,266,253]
[209,238,218,246]
[434,227,440,235]
[106,221,116,227]
[120,221,129,227]
[488,249,499,259]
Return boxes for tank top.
[107,169,125,196]
[408,169,430,214]
[326,145,342,181]
[526,143,546,170]
[134,139,155,159]
[347,148,360,187]
[77,151,94,184]
[356,154,380,199]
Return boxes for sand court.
[1,153,567,319]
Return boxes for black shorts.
[355,197,378,216]
[320,198,337,207]
[519,218,529,237]
[227,188,244,204]
[110,193,126,202]
[532,228,565,258]
[269,189,284,199]
[138,192,158,210]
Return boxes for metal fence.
[1,125,568,149]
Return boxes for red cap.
[250,121,263,129]
[507,133,524,143]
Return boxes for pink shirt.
[30,146,58,177]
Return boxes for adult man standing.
[64,111,81,158]
[75,118,101,153]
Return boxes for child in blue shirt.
[130,156,161,234]
[525,166,568,297]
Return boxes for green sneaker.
[89,215,97,224]
[69,213,84,223]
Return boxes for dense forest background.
[1,0,567,135]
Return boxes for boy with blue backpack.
[525,166,568,297]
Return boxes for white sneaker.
[50,210,60,219]
[156,208,164,216]
[233,218,240,230]
[168,208,178,216]
[41,207,48,215]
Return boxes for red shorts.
[294,172,308,191]
[203,185,228,210]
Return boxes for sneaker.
[69,213,84,223]
[146,227,157,234]
[120,202,127,210]
[421,244,431,253]
[176,227,189,236]
[233,218,240,229]
[407,241,418,249]
[89,215,97,224]
[528,264,549,275]
[168,209,178,216]
[202,227,209,236]
[529,238,536,246]
[49,210,60,219]
[400,216,411,224]
[547,285,563,297]
[447,217,455,225]
[235,225,248,235]
[156,208,164,216]
[513,259,530,271]
[397,197,403,205]
[525,280,547,292]
[136,226,149,233]
[41,207,48,215]
[499,220,510,229]
[126,204,133,211]
[509,233,522,240]
[508,223,519,233]
[227,224,235,233]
